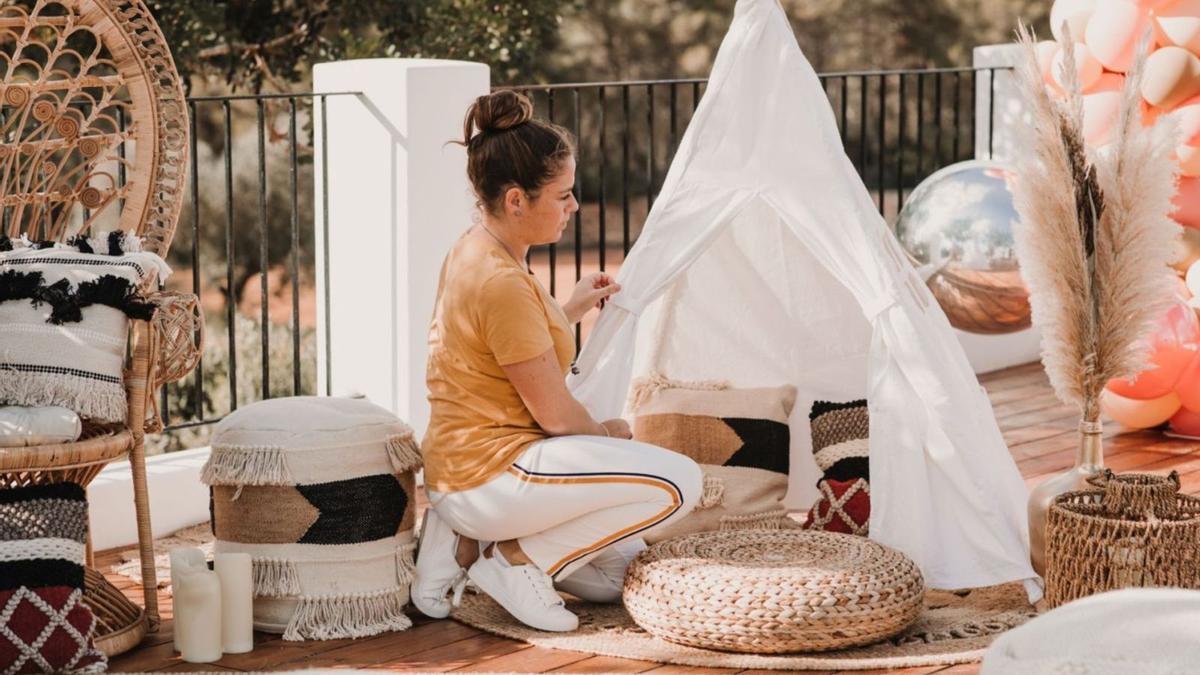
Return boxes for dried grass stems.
[1010,23,1181,423]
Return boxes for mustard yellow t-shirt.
[422,231,576,493]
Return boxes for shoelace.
[448,567,470,608]
[523,567,565,608]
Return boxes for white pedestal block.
[314,59,489,435]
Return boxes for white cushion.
[982,588,1200,675]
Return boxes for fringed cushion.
[0,233,169,423]
[200,396,422,641]
[0,483,106,674]
[631,378,798,543]
[802,400,870,535]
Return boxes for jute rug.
[452,582,1037,671]
[110,522,213,590]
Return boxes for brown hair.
[459,90,575,214]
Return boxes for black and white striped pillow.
[0,232,171,423]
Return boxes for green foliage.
[143,0,574,91]
[149,313,317,454]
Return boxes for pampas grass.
[1010,23,1181,422]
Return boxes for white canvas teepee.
[568,0,1041,597]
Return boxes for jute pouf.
[623,530,925,654]
[200,396,422,641]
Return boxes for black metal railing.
[155,92,359,447]
[155,65,1006,446]
[503,66,1006,302]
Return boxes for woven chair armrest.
[148,291,204,388]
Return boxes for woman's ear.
[504,186,526,217]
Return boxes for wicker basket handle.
[1089,469,1181,520]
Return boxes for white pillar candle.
[214,553,254,654]
[168,547,207,652]
[174,564,223,663]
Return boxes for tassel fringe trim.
[201,445,292,486]
[386,432,424,474]
[719,508,792,531]
[628,370,730,412]
[696,473,726,510]
[0,367,126,423]
[395,540,416,587]
[1,230,143,256]
[0,269,155,324]
[283,589,413,641]
[252,558,302,598]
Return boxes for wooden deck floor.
[104,362,1200,674]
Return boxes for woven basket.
[1045,470,1200,609]
[623,529,925,654]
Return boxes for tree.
[145,0,575,92]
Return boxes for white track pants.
[427,435,702,595]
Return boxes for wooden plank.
[451,645,592,672]
[372,633,530,671]
[249,619,480,671]
[555,655,662,672]
[160,663,245,672]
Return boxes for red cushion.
[0,483,106,674]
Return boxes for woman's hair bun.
[468,90,534,137]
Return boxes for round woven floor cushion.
[623,529,925,654]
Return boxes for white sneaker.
[411,508,468,619]
[468,553,579,632]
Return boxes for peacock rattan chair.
[0,0,201,657]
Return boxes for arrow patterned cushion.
[201,396,423,641]
[802,399,870,536]
[0,482,106,675]
[632,381,798,543]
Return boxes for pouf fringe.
[696,473,725,510]
[0,369,126,423]
[282,589,413,641]
[386,432,423,473]
[202,445,292,486]
[719,507,790,531]
[252,558,302,597]
[395,541,417,586]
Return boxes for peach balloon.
[1170,95,1200,144]
[1107,298,1200,399]
[1052,0,1098,43]
[1101,389,1181,428]
[1172,227,1200,273]
[1153,0,1200,56]
[1168,404,1200,436]
[1174,348,1200,409]
[1142,46,1200,110]
[1138,0,1173,6]
[1086,0,1151,72]
[1187,259,1200,298]
[1082,73,1125,145]
[1053,43,1105,92]
[1179,143,1200,176]
[1175,175,1200,228]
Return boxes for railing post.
[314,59,489,435]
[971,44,1025,161]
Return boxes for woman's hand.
[600,418,632,439]
[562,272,621,324]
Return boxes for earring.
[514,209,523,216]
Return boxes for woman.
[412,90,702,632]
